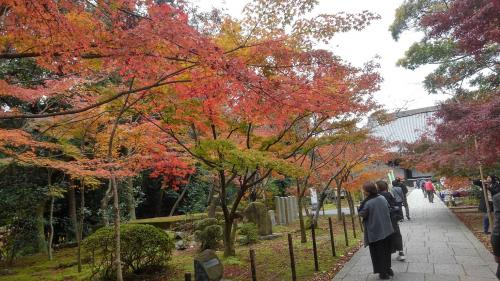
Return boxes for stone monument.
[243,202,273,236]
[274,196,298,225]
[268,210,276,226]
[194,249,223,281]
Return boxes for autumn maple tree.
[0,0,384,277]
[392,0,499,178]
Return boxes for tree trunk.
[111,172,123,281]
[222,218,236,257]
[313,192,327,226]
[48,196,54,260]
[47,170,54,260]
[169,183,189,217]
[155,188,164,217]
[35,203,47,254]
[69,187,79,242]
[207,186,217,218]
[100,180,113,226]
[69,186,82,271]
[346,191,355,215]
[296,181,307,243]
[77,184,85,273]
[126,177,136,220]
[336,187,342,221]
[106,92,129,281]
[297,198,307,243]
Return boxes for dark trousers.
[491,235,500,279]
[484,213,490,233]
[390,221,403,252]
[368,236,392,274]
[403,197,410,219]
[426,191,434,202]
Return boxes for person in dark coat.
[476,176,500,234]
[418,179,427,197]
[358,181,395,280]
[490,177,500,279]
[391,179,405,218]
[396,177,410,220]
[377,180,406,261]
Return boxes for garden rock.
[260,233,283,240]
[243,202,272,235]
[175,240,187,250]
[175,231,185,240]
[194,249,223,281]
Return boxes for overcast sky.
[195,0,450,112]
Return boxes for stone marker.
[244,202,273,235]
[175,231,185,240]
[268,210,277,226]
[291,196,298,221]
[275,196,298,225]
[194,249,223,281]
[274,197,280,224]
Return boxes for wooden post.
[350,213,357,238]
[342,212,349,246]
[184,273,192,281]
[311,223,319,271]
[250,249,257,281]
[328,217,336,257]
[287,234,297,281]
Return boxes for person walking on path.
[478,176,500,234]
[490,176,500,280]
[393,177,410,220]
[418,178,427,198]
[424,179,435,203]
[376,180,406,262]
[391,180,405,217]
[358,182,395,280]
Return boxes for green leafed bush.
[194,218,222,250]
[238,223,259,245]
[83,224,174,280]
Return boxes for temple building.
[368,106,439,184]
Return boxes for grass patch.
[0,247,92,281]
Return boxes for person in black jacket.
[393,177,410,220]
[475,176,500,234]
[358,182,395,280]
[377,180,406,262]
[490,175,500,279]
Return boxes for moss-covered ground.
[0,215,362,281]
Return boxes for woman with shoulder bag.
[358,182,395,280]
[377,180,406,262]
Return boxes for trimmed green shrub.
[238,223,259,245]
[83,224,174,280]
[194,218,222,250]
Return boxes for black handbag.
[390,205,404,221]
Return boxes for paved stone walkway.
[333,189,498,281]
